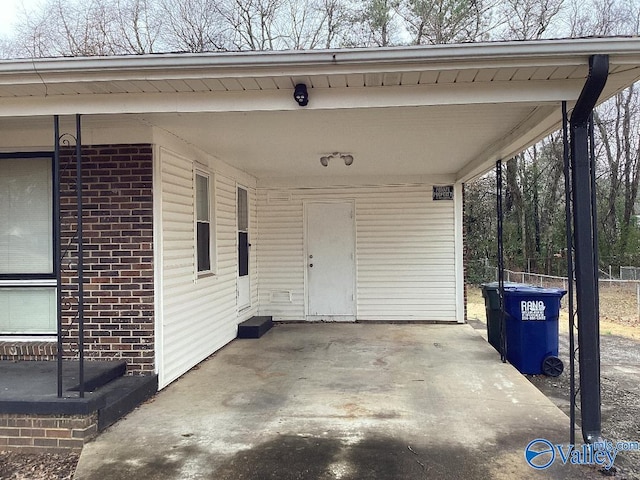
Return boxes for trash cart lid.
[481,281,526,289]
[502,284,567,297]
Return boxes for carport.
[74,324,605,479]
[2,37,640,455]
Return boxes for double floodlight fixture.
[293,83,309,106]
[320,153,354,167]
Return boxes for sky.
[0,0,39,37]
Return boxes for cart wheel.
[542,356,564,377]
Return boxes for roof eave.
[1,37,640,80]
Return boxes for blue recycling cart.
[502,285,567,376]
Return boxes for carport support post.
[496,160,506,363]
[570,54,608,444]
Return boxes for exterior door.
[305,201,356,319]
[237,186,250,310]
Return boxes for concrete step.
[237,316,273,339]
[97,375,158,431]
[68,361,127,392]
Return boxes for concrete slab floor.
[74,324,604,479]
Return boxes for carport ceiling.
[139,103,553,180]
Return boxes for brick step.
[237,316,273,339]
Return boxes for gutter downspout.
[569,54,609,444]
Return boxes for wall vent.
[267,191,291,204]
[270,290,292,303]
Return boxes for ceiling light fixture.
[319,152,354,167]
[341,154,354,166]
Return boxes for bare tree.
[216,0,286,51]
[399,0,494,45]
[160,0,229,52]
[594,86,640,264]
[564,0,638,37]
[113,0,162,54]
[282,0,350,49]
[497,0,564,40]
[321,0,351,48]
[347,0,403,47]
[13,0,161,57]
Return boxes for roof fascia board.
[0,79,581,118]
[1,38,640,83]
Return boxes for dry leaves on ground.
[0,451,79,480]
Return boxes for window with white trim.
[195,171,214,274]
[0,155,56,335]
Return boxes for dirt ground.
[467,285,640,480]
[2,285,638,479]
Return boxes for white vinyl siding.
[256,197,304,320]
[257,184,456,321]
[158,147,257,388]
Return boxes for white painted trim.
[151,127,257,189]
[454,182,465,324]
[258,174,456,189]
[456,104,563,182]
[236,182,251,313]
[0,81,584,118]
[306,315,356,322]
[0,336,56,342]
[152,145,164,385]
[0,279,57,286]
[194,168,217,279]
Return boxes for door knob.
[309,264,313,268]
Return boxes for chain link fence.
[467,265,640,318]
[620,266,640,280]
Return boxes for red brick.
[34,438,60,447]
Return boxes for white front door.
[237,186,250,310]
[305,201,356,320]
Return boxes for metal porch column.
[76,114,85,398]
[570,54,609,443]
[496,160,506,362]
[54,116,63,398]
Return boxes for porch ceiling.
[137,103,553,181]
[1,38,640,182]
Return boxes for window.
[0,158,53,275]
[237,187,249,278]
[0,156,56,335]
[195,172,212,273]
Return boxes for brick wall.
[0,342,57,361]
[59,144,155,374]
[0,413,97,453]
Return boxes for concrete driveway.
[74,324,601,479]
